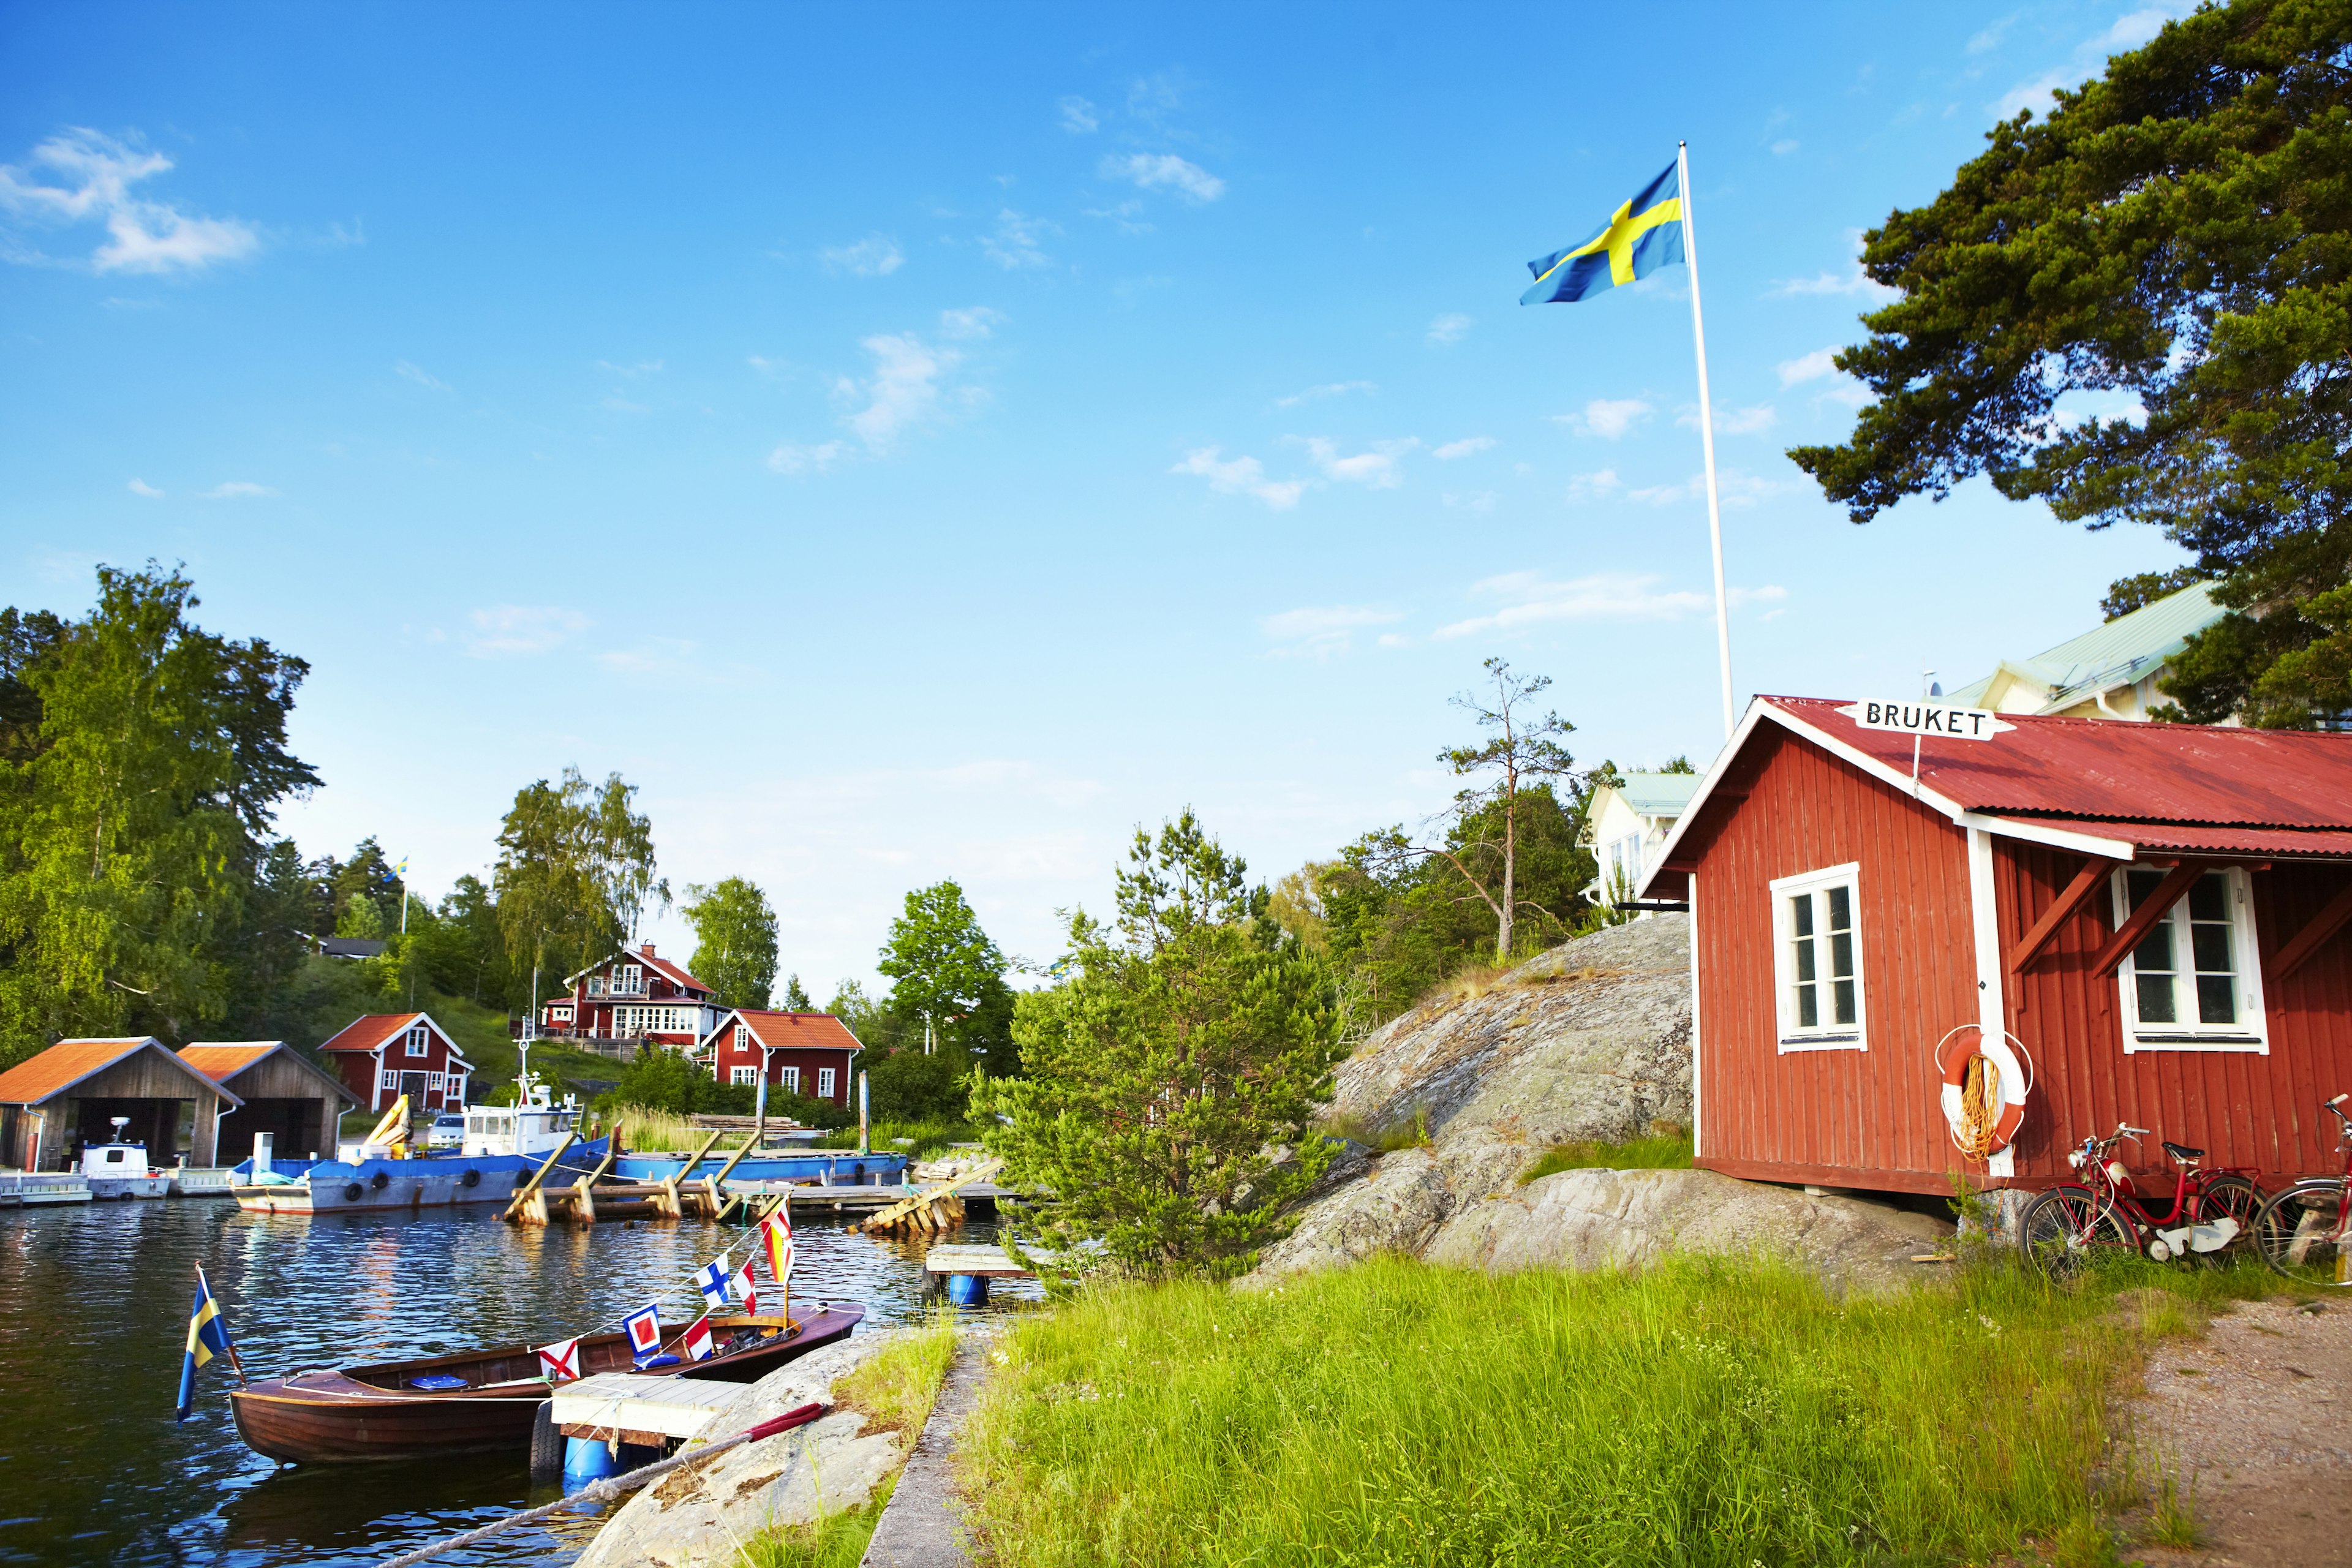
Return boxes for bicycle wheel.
[2190,1172,2263,1264]
[2019,1185,2138,1281]
[2250,1178,2352,1286]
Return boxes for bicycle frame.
[2061,1125,2256,1256]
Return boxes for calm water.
[0,1196,1038,1567]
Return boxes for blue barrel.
[946,1273,990,1306]
[563,1437,619,1490]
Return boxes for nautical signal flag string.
[761,1207,792,1289]
[175,1264,245,1420]
[1520,160,1684,306]
[529,1193,802,1378]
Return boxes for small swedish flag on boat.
[1521,160,1685,304]
[175,1265,239,1420]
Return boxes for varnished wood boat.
[228,1302,863,1463]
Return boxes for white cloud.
[1993,5,2190,119]
[1259,604,1403,658]
[767,440,850,475]
[394,360,453,393]
[1778,346,1842,385]
[1427,312,1472,346]
[1170,447,1305,509]
[1442,491,1497,512]
[1099,153,1226,205]
[937,306,1001,341]
[1624,470,1790,508]
[1558,398,1654,439]
[982,208,1057,270]
[1433,436,1496,460]
[843,333,959,449]
[1771,138,1800,156]
[1296,436,1417,488]
[127,478,162,498]
[0,127,258,273]
[1058,96,1099,134]
[1968,13,2016,51]
[1082,199,1153,235]
[1566,469,1621,502]
[200,481,276,499]
[1434,571,1790,639]
[821,233,905,276]
[1678,403,1777,435]
[1773,232,1898,301]
[1275,380,1376,409]
[466,605,589,657]
[597,358,663,377]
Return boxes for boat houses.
[0,1038,241,1171]
[318,1012,475,1117]
[538,942,726,1060]
[179,1042,361,1164]
[699,1009,862,1108]
[1638,696,2352,1196]
[1581,771,1700,913]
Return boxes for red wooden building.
[539,943,725,1058]
[699,1009,863,1109]
[318,1012,475,1117]
[1640,696,2352,1196]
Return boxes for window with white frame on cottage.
[1770,863,1864,1050]
[1608,833,1643,898]
[2113,866,2268,1052]
[380,1069,397,1089]
[587,976,605,997]
[614,963,643,995]
[405,1025,429,1057]
[780,1065,801,1094]
[734,1023,751,1050]
[817,1068,836,1099]
[731,1065,757,1086]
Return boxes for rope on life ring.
[1931,1023,2035,1160]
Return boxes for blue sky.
[1,2,2195,995]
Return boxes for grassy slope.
[959,1253,2288,1567]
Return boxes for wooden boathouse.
[1639,696,2352,1195]
[180,1042,360,1164]
[0,1038,242,1171]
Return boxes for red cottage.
[318,1012,476,1117]
[1640,696,2352,1198]
[700,1009,863,1110]
[541,942,725,1060]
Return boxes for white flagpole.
[1677,140,1735,742]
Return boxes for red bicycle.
[2018,1123,2264,1280]
[2249,1093,2352,1286]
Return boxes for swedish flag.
[175,1268,236,1421]
[1521,161,1684,305]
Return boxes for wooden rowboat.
[228,1302,862,1464]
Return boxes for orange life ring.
[1932,1025,2033,1160]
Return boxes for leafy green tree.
[974,811,1345,1282]
[492,766,665,996]
[865,1045,967,1120]
[682,876,778,1009]
[780,973,813,1011]
[1787,0,2352,725]
[0,565,318,1059]
[877,879,1015,1066]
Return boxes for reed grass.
[834,1311,959,1435]
[957,1253,2204,1567]
[1517,1122,1694,1184]
[598,1104,704,1152]
[731,1477,894,1568]
[870,1118,979,1159]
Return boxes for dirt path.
[2130,1295,2352,1567]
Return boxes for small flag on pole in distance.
[731,1257,758,1316]
[537,1337,581,1381]
[698,1253,732,1311]
[761,1208,793,1287]
[175,1270,236,1420]
[683,1314,715,1362]
[1521,160,1685,306]
[624,1304,662,1357]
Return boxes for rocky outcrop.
[1246,916,1954,1295]
[574,1332,911,1568]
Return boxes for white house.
[1946,581,2229,721]
[1580,772,1701,913]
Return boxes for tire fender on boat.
[342,1183,364,1202]
[370,1170,390,1190]
[461,1169,481,1188]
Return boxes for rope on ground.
[364,1400,828,1568]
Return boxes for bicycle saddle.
[2161,1140,2204,1162]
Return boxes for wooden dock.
[548,1373,734,1446]
[922,1243,1035,1278]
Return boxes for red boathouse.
[699,1009,863,1110]
[1639,697,2352,1195]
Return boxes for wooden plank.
[2269,875,2352,982]
[924,1243,1039,1277]
[2089,861,2211,979]
[861,1158,1003,1233]
[501,1131,579,1219]
[548,1373,733,1440]
[2007,858,2116,973]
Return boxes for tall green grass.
[1517,1123,1694,1184]
[870,1118,980,1159]
[731,1479,894,1568]
[957,1254,2199,1567]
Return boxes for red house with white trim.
[1640,696,2352,1197]
[540,943,725,1058]
[319,1012,475,1116]
[699,1009,863,1109]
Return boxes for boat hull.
[227,1303,863,1463]
[228,1145,605,1215]
[86,1176,171,1199]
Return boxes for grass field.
[957,1252,2283,1567]
[1517,1123,1695,1184]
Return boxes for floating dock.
[0,1172,91,1207]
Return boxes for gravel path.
[2130,1295,2352,1567]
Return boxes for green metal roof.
[1955,582,2226,712]
[1615,772,1701,816]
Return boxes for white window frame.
[2111,864,2269,1054]
[734,1023,751,1050]
[379,1069,397,1090]
[817,1068,836,1099]
[779,1065,801,1095]
[1770,862,1867,1052]
[731,1065,757,1087]
[587,976,605,997]
[614,963,643,997]
[405,1026,429,1057]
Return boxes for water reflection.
[0,1198,1037,1567]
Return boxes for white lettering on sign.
[1833,701,2014,741]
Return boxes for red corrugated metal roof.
[0,1037,241,1106]
[1975,816,2352,859]
[178,1044,279,1082]
[722,1010,863,1055]
[317,1013,426,1055]
[1765,696,2352,829]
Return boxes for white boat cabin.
[459,1074,582,1158]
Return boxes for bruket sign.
[1833,701,2013,741]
